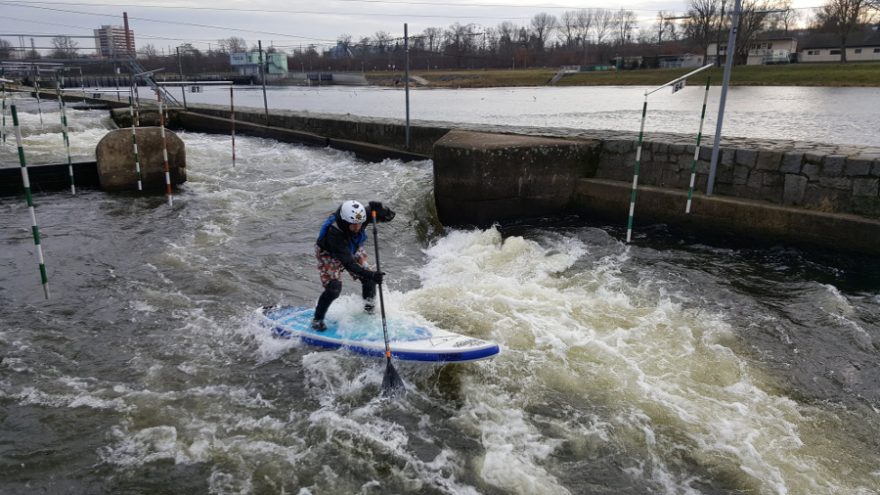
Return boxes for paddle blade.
[381,360,406,397]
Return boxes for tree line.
[0,0,876,72]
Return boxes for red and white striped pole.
[230,86,236,168]
[157,91,173,206]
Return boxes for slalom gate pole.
[11,104,50,299]
[133,81,141,127]
[34,66,44,129]
[1,82,7,146]
[686,77,711,214]
[157,91,173,206]
[129,82,142,191]
[55,79,76,194]
[371,209,405,397]
[230,86,236,167]
[79,68,86,104]
[626,93,648,244]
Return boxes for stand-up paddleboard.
[259,305,499,363]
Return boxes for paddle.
[371,209,405,397]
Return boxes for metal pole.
[157,91,173,206]
[78,67,86,104]
[404,23,411,150]
[230,86,236,168]
[11,104,50,299]
[129,78,142,191]
[626,93,648,244]
[686,77,711,213]
[34,65,44,128]
[133,78,140,127]
[1,82,6,146]
[177,47,187,110]
[707,0,742,196]
[55,79,75,195]
[258,40,269,123]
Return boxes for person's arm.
[323,228,374,279]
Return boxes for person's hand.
[369,201,396,222]
[371,271,385,284]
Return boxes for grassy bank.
[365,62,880,88]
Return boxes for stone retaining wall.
[597,139,880,217]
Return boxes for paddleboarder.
[312,200,395,331]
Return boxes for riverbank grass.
[367,62,880,87]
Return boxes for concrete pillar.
[95,127,186,192]
[432,130,599,226]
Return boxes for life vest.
[317,214,367,255]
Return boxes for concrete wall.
[596,139,880,217]
[433,131,599,225]
[115,105,880,254]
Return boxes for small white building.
[800,30,880,63]
[707,37,797,65]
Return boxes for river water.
[176,84,880,148]
[1,98,880,494]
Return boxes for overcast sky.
[1,0,820,54]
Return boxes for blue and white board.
[260,305,499,363]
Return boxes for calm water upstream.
[178,84,880,147]
[1,99,879,494]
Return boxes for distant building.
[799,29,880,63]
[229,51,288,76]
[93,25,134,57]
[327,42,353,59]
[658,53,705,69]
[707,37,797,65]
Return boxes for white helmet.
[339,200,367,224]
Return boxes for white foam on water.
[405,226,880,494]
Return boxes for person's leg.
[314,280,341,322]
[313,247,344,329]
[354,247,376,314]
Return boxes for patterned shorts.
[315,245,370,286]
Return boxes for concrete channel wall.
[111,105,880,255]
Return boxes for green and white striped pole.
[1,81,7,146]
[626,93,648,244]
[11,104,50,299]
[129,80,142,191]
[157,91,173,206]
[686,77,711,214]
[55,79,76,195]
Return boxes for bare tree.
[592,9,616,45]
[422,27,442,52]
[217,37,247,54]
[497,21,518,56]
[373,31,392,53]
[0,39,14,59]
[559,11,579,47]
[765,0,801,31]
[51,36,78,58]
[685,0,720,60]
[141,44,158,58]
[530,12,558,51]
[815,0,878,61]
[575,9,595,44]
[613,9,639,45]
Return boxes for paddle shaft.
[371,210,392,359]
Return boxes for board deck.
[260,305,499,363]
